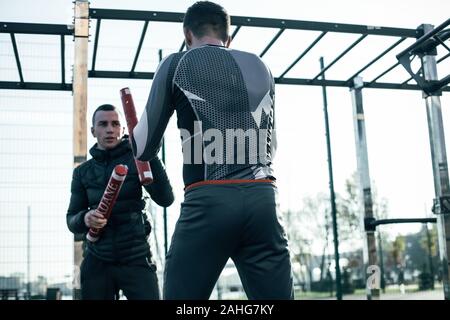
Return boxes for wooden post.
[72,0,89,300]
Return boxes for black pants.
[164,182,294,300]
[81,253,160,300]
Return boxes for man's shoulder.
[153,51,186,80]
[228,48,270,68]
[73,158,94,175]
[227,47,260,59]
[227,48,273,76]
[160,51,185,68]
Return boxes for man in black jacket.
[67,104,174,300]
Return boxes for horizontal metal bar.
[0,78,448,93]
[89,70,154,79]
[364,80,450,91]
[312,34,367,81]
[372,218,437,226]
[432,74,450,92]
[346,37,406,83]
[275,77,350,86]
[0,81,72,91]
[87,70,450,92]
[260,28,285,57]
[89,8,418,37]
[90,8,185,22]
[231,16,418,37]
[0,22,73,35]
[279,31,327,78]
[397,18,450,58]
[276,77,450,91]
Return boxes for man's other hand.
[84,209,107,229]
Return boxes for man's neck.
[190,36,225,49]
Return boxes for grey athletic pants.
[163,182,294,300]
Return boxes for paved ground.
[378,290,444,300]
[322,287,445,300]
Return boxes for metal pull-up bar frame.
[396,18,450,96]
[1,3,449,301]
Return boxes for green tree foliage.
[391,235,406,266]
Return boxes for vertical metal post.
[320,57,342,300]
[158,49,169,257]
[27,205,31,299]
[377,231,386,293]
[426,224,435,289]
[350,76,379,300]
[422,24,450,299]
[73,0,89,300]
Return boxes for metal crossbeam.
[89,9,418,38]
[60,35,65,84]
[231,25,241,40]
[346,37,406,83]
[0,22,73,35]
[397,18,450,58]
[260,28,285,57]
[312,34,367,81]
[85,70,450,92]
[279,31,327,78]
[10,33,24,83]
[1,13,449,92]
[369,62,400,84]
[0,81,72,91]
[88,70,154,79]
[91,19,101,71]
[131,21,149,72]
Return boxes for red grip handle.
[120,87,153,185]
[87,165,128,242]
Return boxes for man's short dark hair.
[92,104,119,126]
[183,1,230,43]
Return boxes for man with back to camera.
[66,104,174,299]
[132,1,294,299]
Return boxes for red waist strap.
[185,179,275,191]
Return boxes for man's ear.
[225,35,231,48]
[91,127,96,137]
[184,28,193,48]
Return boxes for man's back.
[134,45,277,187]
[136,0,293,300]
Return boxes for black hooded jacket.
[66,137,174,263]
